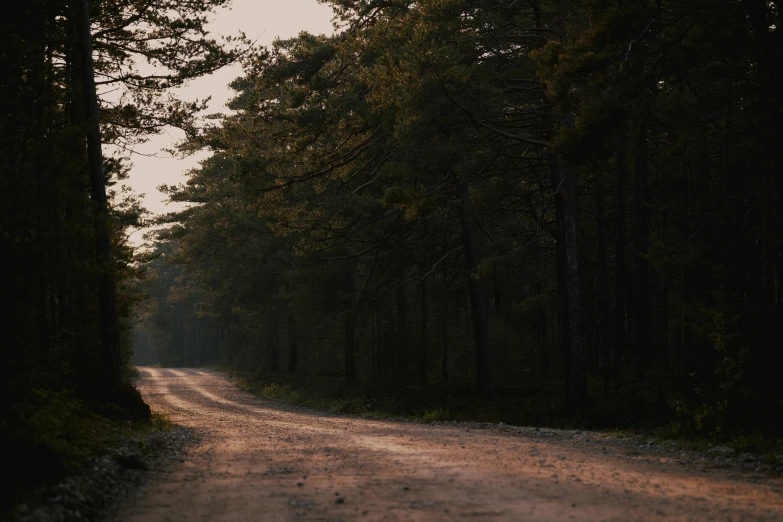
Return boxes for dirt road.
[118,368,783,521]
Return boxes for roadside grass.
[659,426,783,456]
[212,366,581,427]
[211,366,782,458]
[2,387,172,518]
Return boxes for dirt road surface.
[117,368,783,521]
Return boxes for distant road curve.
[115,368,783,521]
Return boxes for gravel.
[431,420,783,477]
[13,427,197,522]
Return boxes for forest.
[2,0,782,513]
[138,0,783,435]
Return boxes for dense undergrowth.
[1,381,163,519]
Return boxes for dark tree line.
[135,0,780,437]
[1,0,239,508]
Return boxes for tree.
[78,0,123,386]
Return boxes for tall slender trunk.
[544,138,584,414]
[632,126,652,371]
[267,293,280,373]
[553,172,572,409]
[176,303,184,366]
[344,263,357,385]
[420,266,429,385]
[454,174,493,398]
[344,309,357,385]
[534,281,550,374]
[614,132,628,362]
[225,321,234,366]
[442,266,450,384]
[556,0,587,417]
[76,0,121,387]
[558,156,588,415]
[657,281,670,372]
[396,264,408,375]
[493,270,502,313]
[533,0,587,415]
[595,172,613,376]
[680,264,692,373]
[372,299,380,380]
[287,313,299,373]
[381,296,394,378]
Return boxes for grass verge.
[212,367,578,427]
[212,367,783,458]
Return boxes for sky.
[121,0,335,245]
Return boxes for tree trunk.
[76,0,122,387]
[344,309,357,385]
[493,269,502,313]
[534,0,586,413]
[632,126,652,371]
[372,299,380,380]
[595,172,613,376]
[554,184,572,409]
[657,281,670,372]
[454,174,493,398]
[396,264,408,375]
[265,321,278,374]
[559,157,588,415]
[534,281,550,374]
[420,267,429,385]
[546,147,585,415]
[267,294,280,373]
[442,266,449,384]
[614,131,628,362]
[287,313,299,373]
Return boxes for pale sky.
[121,0,335,245]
